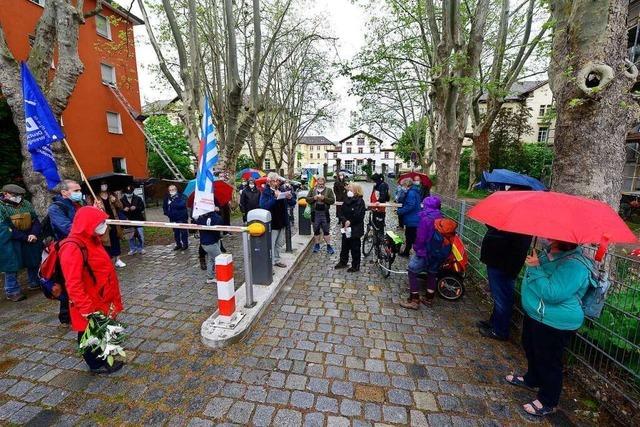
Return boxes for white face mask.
[249,183,255,188]
[10,195,22,204]
[169,191,177,196]
[347,191,354,198]
[100,185,108,192]
[414,181,421,187]
[95,222,108,235]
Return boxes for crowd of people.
[0,173,596,414]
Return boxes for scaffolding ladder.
[107,84,186,181]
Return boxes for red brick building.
[0,0,148,179]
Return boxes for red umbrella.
[213,180,234,205]
[467,191,636,244]
[398,171,432,189]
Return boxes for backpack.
[40,201,71,244]
[568,255,611,319]
[448,234,469,273]
[39,237,95,301]
[425,218,458,272]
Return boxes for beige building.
[466,80,556,146]
[296,136,336,173]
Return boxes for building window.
[264,158,271,170]
[538,104,552,117]
[29,0,46,6]
[346,148,351,154]
[357,136,365,145]
[537,127,549,143]
[629,25,640,63]
[384,151,389,159]
[106,112,122,134]
[346,140,352,145]
[317,153,321,159]
[112,157,127,173]
[100,63,116,85]
[96,15,112,40]
[358,147,363,154]
[344,160,354,171]
[333,152,337,159]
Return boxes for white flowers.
[78,312,127,367]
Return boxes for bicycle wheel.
[362,227,374,257]
[377,245,395,278]
[437,275,465,300]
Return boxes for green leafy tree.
[395,118,427,167]
[236,154,256,171]
[144,116,194,179]
[489,105,532,171]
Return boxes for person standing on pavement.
[121,185,146,255]
[506,240,591,417]
[239,178,260,223]
[260,172,295,268]
[396,178,421,257]
[163,185,189,250]
[394,183,407,229]
[0,184,43,302]
[195,208,224,283]
[59,206,124,374]
[370,173,390,227]
[97,182,126,268]
[305,176,336,254]
[48,179,84,323]
[477,225,532,340]
[335,183,366,272]
[333,172,349,221]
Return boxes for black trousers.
[403,226,417,255]
[339,235,361,269]
[522,315,575,407]
[77,332,104,370]
[59,299,70,324]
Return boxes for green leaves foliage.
[236,154,257,171]
[395,118,428,164]
[144,116,194,180]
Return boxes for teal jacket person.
[0,187,43,273]
[521,247,591,331]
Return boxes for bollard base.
[201,233,314,349]
[212,312,245,330]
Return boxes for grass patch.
[457,188,490,199]
[625,220,640,234]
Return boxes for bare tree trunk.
[549,0,638,210]
[473,127,490,173]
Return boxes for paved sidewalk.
[0,222,595,425]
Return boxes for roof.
[479,80,547,102]
[142,97,181,115]
[338,130,383,144]
[300,136,335,146]
[103,0,144,26]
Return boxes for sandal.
[505,374,536,391]
[522,400,556,417]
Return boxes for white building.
[327,130,404,175]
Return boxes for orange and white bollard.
[215,253,236,321]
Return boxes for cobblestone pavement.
[0,211,596,426]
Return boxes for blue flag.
[21,62,63,189]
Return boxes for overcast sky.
[130,0,367,142]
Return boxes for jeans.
[77,332,104,370]
[173,227,188,248]
[202,242,222,279]
[108,226,121,257]
[272,228,284,264]
[407,255,436,295]
[128,227,145,252]
[339,235,361,269]
[522,315,575,407]
[4,268,39,296]
[487,266,516,339]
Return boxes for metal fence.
[436,194,640,414]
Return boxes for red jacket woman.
[59,206,123,333]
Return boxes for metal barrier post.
[242,230,256,308]
[458,200,466,238]
[285,207,293,252]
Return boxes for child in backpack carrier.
[401,218,458,309]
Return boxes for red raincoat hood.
[69,206,108,238]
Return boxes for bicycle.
[362,210,403,278]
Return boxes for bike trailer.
[385,230,404,254]
[447,235,468,274]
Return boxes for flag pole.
[61,138,98,202]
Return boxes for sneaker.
[127,250,136,256]
[478,327,508,341]
[476,320,492,330]
[173,245,182,251]
[275,262,287,268]
[28,283,41,291]
[180,246,189,251]
[334,263,348,269]
[206,278,216,284]
[90,360,124,375]
[347,267,359,272]
[139,249,146,255]
[115,259,126,268]
[6,293,26,302]
[327,245,335,255]
[199,258,207,271]
[399,298,419,310]
[313,243,321,253]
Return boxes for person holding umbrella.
[506,240,592,416]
